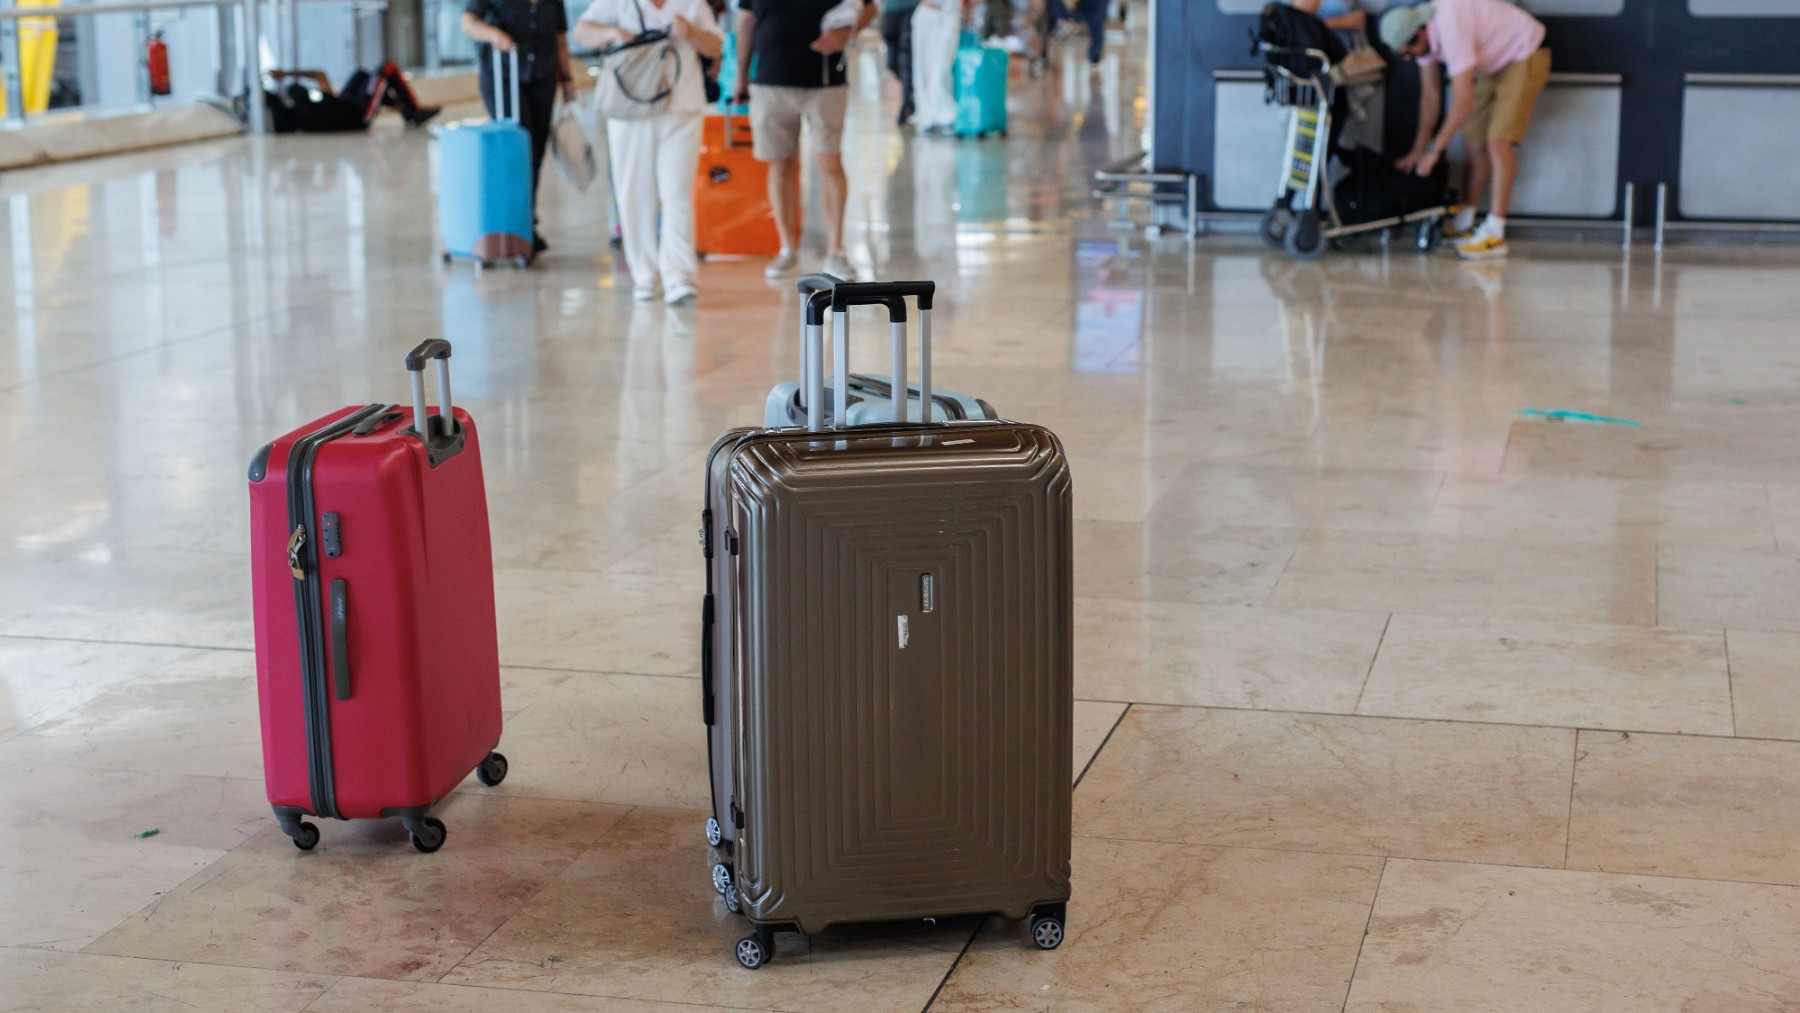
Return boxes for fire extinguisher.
[146,32,172,97]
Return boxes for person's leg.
[607,117,661,294]
[524,77,557,229]
[1484,48,1551,223]
[1081,0,1105,64]
[1461,73,1497,213]
[655,114,705,294]
[1486,138,1518,219]
[750,85,804,260]
[807,87,850,256]
[912,3,957,129]
[882,8,915,122]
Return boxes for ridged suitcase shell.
[707,421,1072,936]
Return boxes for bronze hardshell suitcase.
[700,279,1074,970]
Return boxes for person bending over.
[1381,0,1549,261]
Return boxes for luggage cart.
[1257,43,1451,260]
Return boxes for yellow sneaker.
[1442,205,1481,240]
[1456,233,1508,261]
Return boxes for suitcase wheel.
[706,816,722,847]
[476,259,493,271]
[406,816,448,854]
[514,256,532,269]
[476,751,509,787]
[712,862,733,896]
[723,883,741,914]
[734,932,768,970]
[291,821,320,851]
[1029,913,1065,951]
[440,252,453,265]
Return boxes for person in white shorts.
[733,0,876,279]
[575,0,722,305]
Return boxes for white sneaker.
[632,286,658,302]
[664,284,698,306]
[764,249,798,279]
[820,251,855,280]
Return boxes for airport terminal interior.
[7,0,1800,1009]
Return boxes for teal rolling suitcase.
[953,43,1008,139]
[437,51,534,268]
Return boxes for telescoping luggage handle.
[491,47,523,125]
[796,275,936,432]
[404,339,467,466]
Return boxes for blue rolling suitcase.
[953,42,1008,139]
[438,51,534,268]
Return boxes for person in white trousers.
[910,0,966,134]
[574,0,722,304]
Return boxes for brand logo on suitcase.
[709,165,732,184]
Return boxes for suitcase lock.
[287,525,308,580]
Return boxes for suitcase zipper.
[285,403,388,821]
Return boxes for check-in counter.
[1209,70,1622,217]
[1679,74,1800,221]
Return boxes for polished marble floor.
[7,16,1800,1013]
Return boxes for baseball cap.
[1379,3,1435,51]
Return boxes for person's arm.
[1397,60,1441,171]
[556,32,578,98]
[1415,68,1472,176]
[672,14,723,60]
[858,0,879,32]
[461,11,517,51]
[1323,10,1365,30]
[734,7,756,102]
[812,0,872,53]
[572,17,628,49]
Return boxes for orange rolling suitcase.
[694,112,788,258]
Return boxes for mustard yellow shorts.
[1466,47,1552,146]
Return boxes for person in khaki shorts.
[1381,0,1550,260]
[734,0,876,280]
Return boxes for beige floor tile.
[1659,546,1800,632]
[85,794,627,980]
[1072,700,1127,783]
[0,647,262,778]
[1346,859,1800,1012]
[0,947,338,1012]
[0,762,268,950]
[460,669,709,809]
[306,977,756,1012]
[1075,706,1573,867]
[1769,483,1800,551]
[1568,730,1800,885]
[1073,521,1303,607]
[933,837,1383,1013]
[495,569,697,675]
[1150,464,1443,534]
[1429,473,1776,548]
[1269,531,1658,626]
[1358,615,1733,734]
[1076,598,1386,712]
[1726,629,1800,740]
[0,637,203,741]
[443,807,965,1011]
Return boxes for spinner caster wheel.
[712,862,733,896]
[292,821,320,851]
[734,933,767,970]
[407,816,447,854]
[723,884,741,914]
[1029,913,1065,950]
[475,751,508,787]
[706,817,722,847]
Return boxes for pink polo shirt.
[1423,0,1546,77]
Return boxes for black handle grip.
[404,340,453,371]
[831,280,935,314]
[330,579,352,701]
